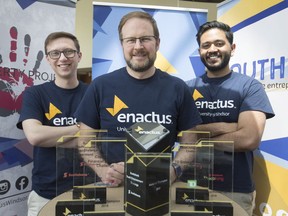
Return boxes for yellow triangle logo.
[193,89,204,101]
[84,141,92,148]
[45,103,62,120]
[126,155,135,164]
[172,145,180,152]
[63,207,71,216]
[182,193,189,200]
[135,126,143,132]
[106,95,128,116]
[80,192,86,199]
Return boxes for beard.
[125,51,156,72]
[201,52,231,72]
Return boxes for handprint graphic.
[0,26,43,117]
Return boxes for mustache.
[207,51,220,58]
[133,51,147,56]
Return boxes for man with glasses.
[17,32,88,216]
[75,11,202,186]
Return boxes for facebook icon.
[15,176,29,190]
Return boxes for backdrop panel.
[0,1,75,215]
[218,0,288,215]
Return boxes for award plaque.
[55,200,95,215]
[194,201,233,216]
[125,122,171,216]
[73,185,106,204]
[175,188,209,204]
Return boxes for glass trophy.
[171,130,234,215]
[56,129,127,215]
[56,129,108,195]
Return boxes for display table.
[38,182,248,216]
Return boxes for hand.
[100,162,125,187]
[170,165,177,184]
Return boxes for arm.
[196,122,238,137]
[78,123,124,186]
[170,127,198,183]
[196,111,266,152]
[22,119,79,147]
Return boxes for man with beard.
[75,11,202,187]
[186,21,275,215]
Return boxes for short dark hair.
[196,20,233,45]
[44,31,80,55]
[118,11,160,40]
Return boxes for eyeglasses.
[47,49,78,59]
[121,36,157,46]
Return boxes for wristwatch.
[172,163,183,179]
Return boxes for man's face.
[198,28,235,75]
[121,17,159,73]
[46,37,82,79]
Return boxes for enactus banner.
[0,1,75,215]
[218,0,288,215]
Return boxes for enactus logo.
[134,126,161,135]
[46,102,77,126]
[192,89,234,110]
[106,95,173,124]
